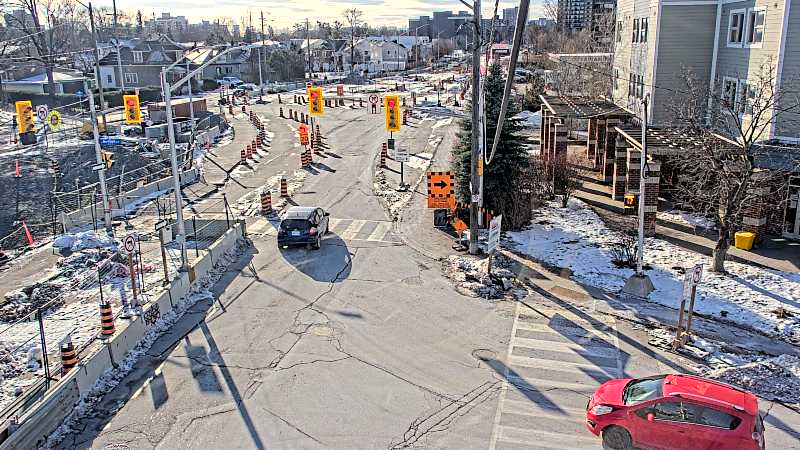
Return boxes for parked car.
[238,83,258,91]
[586,374,764,450]
[217,76,244,88]
[277,206,330,249]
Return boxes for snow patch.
[52,231,117,252]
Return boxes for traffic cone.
[241,148,247,162]
[100,302,115,337]
[260,190,273,215]
[60,338,78,375]
[246,144,252,159]
[280,176,289,197]
[279,107,284,118]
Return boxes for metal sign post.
[673,263,703,350]
[395,145,409,190]
[124,234,140,313]
[486,215,502,276]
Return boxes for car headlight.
[590,405,615,415]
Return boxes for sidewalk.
[499,248,800,358]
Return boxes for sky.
[92,0,547,30]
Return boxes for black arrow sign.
[433,180,448,189]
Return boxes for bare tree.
[342,8,363,75]
[668,60,800,272]
[547,154,584,208]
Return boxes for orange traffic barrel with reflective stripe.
[61,341,78,375]
[100,301,115,337]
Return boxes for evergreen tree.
[452,63,529,227]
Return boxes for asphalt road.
[51,87,800,450]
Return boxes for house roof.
[8,71,85,84]
[540,95,629,119]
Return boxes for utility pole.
[85,79,112,232]
[258,11,265,88]
[468,0,482,255]
[160,69,189,272]
[306,18,312,78]
[186,59,195,133]
[88,2,108,129]
[112,0,117,29]
[622,94,655,297]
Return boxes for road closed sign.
[426,171,454,209]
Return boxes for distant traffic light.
[123,94,142,124]
[384,95,401,132]
[15,100,34,134]
[308,87,324,116]
[102,151,114,169]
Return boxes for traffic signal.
[15,100,34,134]
[308,87,324,116]
[102,151,114,169]
[384,95,401,132]
[123,94,142,124]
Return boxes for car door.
[638,400,695,450]
[317,208,328,233]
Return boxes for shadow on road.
[278,233,352,283]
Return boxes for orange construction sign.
[298,123,309,145]
[427,171,455,209]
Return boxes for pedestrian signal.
[15,100,34,134]
[102,151,114,169]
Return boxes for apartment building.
[611,0,798,141]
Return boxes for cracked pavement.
[54,89,513,450]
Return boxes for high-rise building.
[503,7,519,25]
[558,0,615,43]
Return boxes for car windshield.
[281,219,310,230]
[622,376,665,405]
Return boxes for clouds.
[94,0,545,28]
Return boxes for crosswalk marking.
[489,299,623,450]
[247,217,396,243]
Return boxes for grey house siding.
[775,0,800,139]
[651,4,717,125]
[715,0,785,78]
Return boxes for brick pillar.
[549,118,561,159]
[603,122,617,184]
[595,118,607,169]
[587,118,597,162]
[612,140,627,201]
[626,147,642,195]
[540,105,549,156]
[643,161,661,236]
[554,122,568,157]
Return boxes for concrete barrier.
[0,222,244,450]
[61,168,200,232]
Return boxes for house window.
[628,73,634,96]
[616,21,623,43]
[728,9,745,45]
[745,8,765,46]
[638,75,644,98]
[124,73,138,84]
[106,74,113,84]
[225,66,232,74]
[132,51,144,63]
[632,18,639,43]
[640,18,648,43]
[722,77,739,111]
[215,67,223,75]
[613,68,619,90]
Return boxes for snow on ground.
[658,209,717,230]
[432,117,454,129]
[52,230,118,252]
[442,254,525,300]
[505,198,800,342]
[406,152,433,170]
[42,239,250,449]
[706,354,800,406]
[513,110,541,129]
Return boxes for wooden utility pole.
[306,18,313,77]
[469,0,482,255]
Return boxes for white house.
[339,39,408,73]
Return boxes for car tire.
[602,426,632,450]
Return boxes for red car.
[586,374,765,450]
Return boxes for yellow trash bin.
[735,231,756,250]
